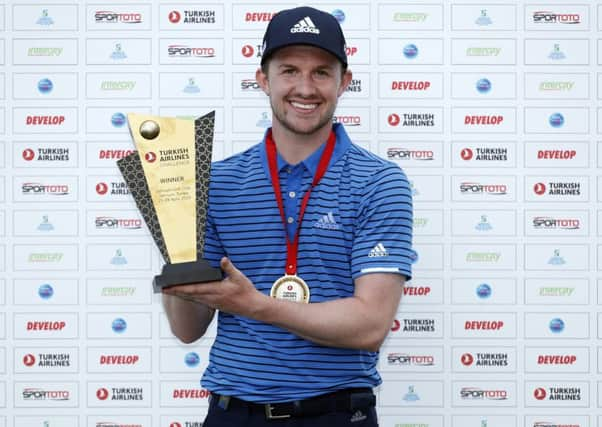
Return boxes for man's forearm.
[162,293,215,344]
[255,274,403,352]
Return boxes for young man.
[162,6,413,427]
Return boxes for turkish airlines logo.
[144,152,156,163]
[96,182,109,195]
[23,354,36,366]
[461,353,474,366]
[23,149,35,161]
[534,182,546,195]
[388,113,400,126]
[241,45,255,57]
[96,388,110,400]
[534,387,547,400]
[168,10,181,23]
[460,148,473,160]
[391,319,401,331]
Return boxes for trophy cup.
[117,111,222,293]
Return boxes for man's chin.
[280,118,332,136]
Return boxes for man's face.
[256,45,352,137]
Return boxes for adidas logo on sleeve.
[368,242,389,257]
[290,16,320,34]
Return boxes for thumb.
[220,257,240,278]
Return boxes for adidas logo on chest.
[314,211,340,230]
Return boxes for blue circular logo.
[549,317,565,333]
[111,112,127,128]
[549,113,564,128]
[38,283,54,300]
[111,317,127,333]
[37,78,53,94]
[403,44,419,59]
[184,352,201,368]
[476,283,492,299]
[331,9,345,23]
[409,249,418,264]
[476,78,492,94]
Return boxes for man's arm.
[163,257,404,351]
[162,293,215,344]
[261,271,404,351]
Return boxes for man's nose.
[295,73,317,95]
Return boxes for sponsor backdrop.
[0,0,600,426]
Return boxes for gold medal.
[270,275,310,303]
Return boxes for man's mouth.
[290,101,318,111]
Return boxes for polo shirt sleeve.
[351,164,413,281]
[202,209,226,269]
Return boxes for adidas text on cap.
[261,6,348,67]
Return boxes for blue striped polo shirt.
[200,123,413,402]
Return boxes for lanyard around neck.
[265,130,336,275]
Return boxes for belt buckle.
[264,404,291,420]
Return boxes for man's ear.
[337,69,353,97]
[256,67,270,96]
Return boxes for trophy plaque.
[117,111,222,293]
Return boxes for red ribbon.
[266,130,336,275]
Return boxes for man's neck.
[271,124,332,165]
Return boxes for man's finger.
[220,257,241,278]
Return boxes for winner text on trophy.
[117,111,222,293]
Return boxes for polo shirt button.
[287,217,294,224]
[288,191,296,198]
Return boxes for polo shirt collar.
[259,123,352,177]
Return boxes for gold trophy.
[117,111,222,293]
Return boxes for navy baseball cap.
[261,6,348,67]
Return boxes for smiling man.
[162,6,413,427]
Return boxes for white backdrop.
[0,1,601,426]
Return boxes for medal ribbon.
[266,129,336,275]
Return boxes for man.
[162,6,413,426]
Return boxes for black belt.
[211,388,375,420]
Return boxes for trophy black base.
[153,259,223,293]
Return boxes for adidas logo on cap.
[290,16,320,34]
